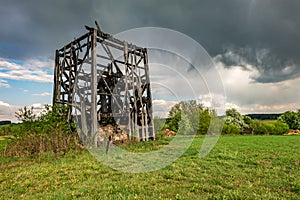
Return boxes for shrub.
[264,123,275,135]
[278,111,300,130]
[3,130,83,157]
[250,120,268,135]
[0,124,14,136]
[222,123,240,135]
[2,104,83,157]
[273,121,289,135]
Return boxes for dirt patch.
[284,130,300,136]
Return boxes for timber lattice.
[53,22,154,141]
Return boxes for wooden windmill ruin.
[52,21,155,141]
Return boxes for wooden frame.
[53,25,154,141]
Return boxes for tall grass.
[1,105,84,157]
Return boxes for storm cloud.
[0,0,299,83]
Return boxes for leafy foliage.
[2,104,82,157]
[15,106,36,122]
[250,119,268,135]
[222,123,240,135]
[164,103,291,136]
[278,110,300,130]
[164,100,214,135]
[273,121,289,135]
[222,109,289,135]
[224,109,248,132]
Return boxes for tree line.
[162,100,297,135]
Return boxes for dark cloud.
[0,0,299,83]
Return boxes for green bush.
[278,110,300,130]
[273,121,289,135]
[250,120,268,135]
[264,123,275,135]
[222,123,240,135]
[2,105,83,157]
[197,109,212,135]
[164,101,215,135]
[3,131,83,157]
[0,124,14,136]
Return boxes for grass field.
[0,135,299,199]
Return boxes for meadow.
[1,135,299,199]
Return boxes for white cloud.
[0,101,51,122]
[214,57,300,114]
[0,101,10,107]
[225,102,240,110]
[152,99,178,118]
[0,101,19,122]
[32,92,51,96]
[0,58,53,82]
[0,79,10,88]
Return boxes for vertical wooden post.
[143,49,155,140]
[53,50,59,105]
[91,29,98,139]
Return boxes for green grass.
[0,135,299,199]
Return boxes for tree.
[178,113,193,135]
[197,108,211,134]
[165,109,181,132]
[243,116,252,126]
[15,106,36,122]
[278,111,300,130]
[224,108,247,133]
[168,103,181,118]
[164,100,214,135]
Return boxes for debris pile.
[94,125,128,147]
[285,129,300,136]
[163,129,176,137]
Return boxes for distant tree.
[278,111,300,130]
[197,108,211,134]
[168,103,181,118]
[165,108,181,132]
[224,108,247,133]
[243,116,252,126]
[180,100,203,133]
[178,113,193,135]
[164,100,216,135]
[0,121,11,126]
[15,106,36,122]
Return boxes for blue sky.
[1,0,300,121]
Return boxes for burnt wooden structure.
[53,22,154,141]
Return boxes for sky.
[0,0,300,121]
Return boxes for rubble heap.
[94,125,128,147]
[163,129,176,137]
